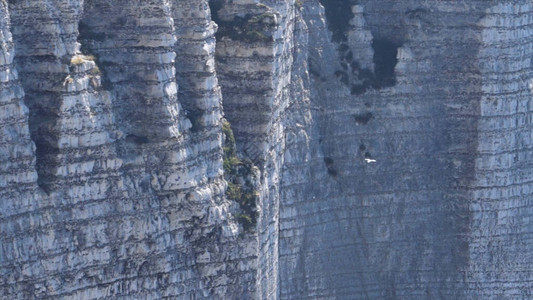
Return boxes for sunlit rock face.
[1,1,247,298]
[0,0,532,299]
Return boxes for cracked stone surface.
[0,0,532,299]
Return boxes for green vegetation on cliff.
[222,119,258,232]
[209,1,275,43]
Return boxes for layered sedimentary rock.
[281,0,481,297]
[0,0,532,299]
[210,1,296,298]
[0,0,39,200]
[278,1,533,299]
[470,3,533,298]
[1,0,249,298]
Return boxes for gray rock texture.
[0,0,532,299]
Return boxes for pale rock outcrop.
[469,3,533,298]
[1,0,247,298]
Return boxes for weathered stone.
[0,0,532,299]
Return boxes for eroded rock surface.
[0,0,532,299]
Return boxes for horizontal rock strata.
[0,0,532,299]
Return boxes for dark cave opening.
[318,0,357,42]
[372,39,400,88]
[32,123,60,193]
[353,112,374,125]
[186,110,203,133]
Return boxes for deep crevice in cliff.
[335,38,401,94]
[319,1,401,94]
[6,2,66,191]
[372,39,400,88]
[319,0,358,42]
[222,119,258,232]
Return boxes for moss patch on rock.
[222,119,259,232]
[209,1,276,43]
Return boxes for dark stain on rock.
[327,168,338,177]
[372,39,401,88]
[353,112,374,125]
[319,0,358,42]
[126,134,149,144]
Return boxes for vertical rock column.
[254,2,296,299]
[8,0,121,192]
[80,0,196,194]
[0,1,38,200]
[80,0,181,143]
[172,0,222,135]
[213,0,279,161]
[172,1,258,297]
[470,2,533,298]
[0,3,41,296]
[170,0,226,206]
[346,5,374,72]
[80,1,247,298]
[3,0,125,298]
[212,0,296,298]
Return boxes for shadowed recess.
[318,0,358,42]
[372,39,400,88]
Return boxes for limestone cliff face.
[278,1,533,299]
[1,0,248,298]
[0,0,532,299]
